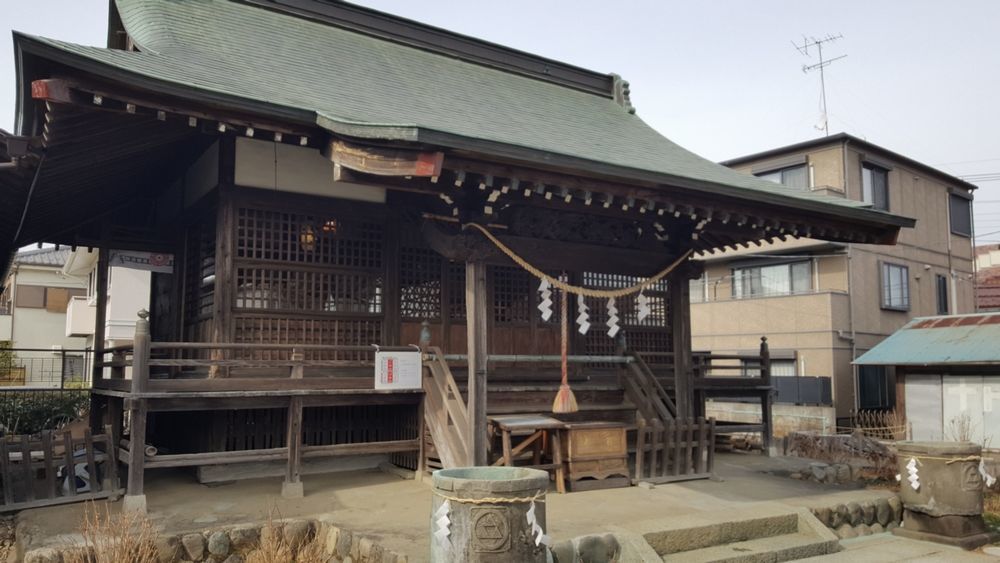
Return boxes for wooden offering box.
[560,422,630,491]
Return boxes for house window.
[880,263,910,310]
[732,261,812,299]
[857,365,894,410]
[0,290,10,315]
[742,358,796,377]
[862,163,889,211]
[949,194,972,237]
[756,165,808,189]
[14,285,46,308]
[936,274,949,315]
[689,273,707,303]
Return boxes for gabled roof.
[11,0,912,232]
[14,247,71,267]
[720,132,978,193]
[854,313,1000,366]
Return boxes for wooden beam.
[465,260,489,466]
[325,139,443,177]
[123,311,150,513]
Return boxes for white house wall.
[106,266,151,342]
[234,138,386,203]
[905,374,1000,448]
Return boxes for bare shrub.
[245,510,324,563]
[64,503,159,563]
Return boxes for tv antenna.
[793,34,846,136]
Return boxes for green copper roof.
[14,0,910,227]
[854,313,1000,367]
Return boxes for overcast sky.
[3,1,999,242]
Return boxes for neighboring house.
[855,312,1000,448]
[0,247,88,387]
[62,248,153,378]
[692,133,976,429]
[976,244,1000,312]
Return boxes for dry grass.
[985,490,1000,532]
[245,510,324,563]
[64,503,159,563]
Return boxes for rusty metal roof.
[854,313,1000,366]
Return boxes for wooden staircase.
[421,350,684,475]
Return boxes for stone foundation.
[809,495,904,540]
[23,517,408,563]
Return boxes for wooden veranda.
[0,0,911,512]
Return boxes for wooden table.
[488,414,566,494]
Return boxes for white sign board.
[109,250,174,273]
[374,350,422,390]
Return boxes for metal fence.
[0,348,92,389]
[717,375,832,406]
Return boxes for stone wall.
[705,402,836,437]
[23,516,408,563]
[809,495,904,540]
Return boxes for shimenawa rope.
[435,491,546,504]
[462,223,693,298]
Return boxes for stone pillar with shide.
[892,441,998,550]
[431,467,550,562]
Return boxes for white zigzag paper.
[525,501,551,547]
[434,500,452,550]
[576,294,590,335]
[981,459,997,488]
[606,297,620,338]
[906,458,920,491]
[537,279,553,321]
[636,291,651,323]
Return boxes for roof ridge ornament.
[611,74,636,115]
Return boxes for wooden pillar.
[88,248,110,433]
[124,310,150,513]
[670,271,693,421]
[465,261,488,466]
[383,204,401,346]
[210,188,235,377]
[282,348,305,498]
[759,336,774,456]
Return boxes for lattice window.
[446,262,466,321]
[236,207,383,269]
[184,220,216,323]
[400,247,442,320]
[582,272,667,326]
[235,267,382,314]
[491,266,532,324]
[234,317,381,361]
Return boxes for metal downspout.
[843,138,859,416]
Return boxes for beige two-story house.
[692,133,976,430]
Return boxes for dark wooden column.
[123,310,150,513]
[283,348,305,497]
[465,260,488,466]
[88,248,110,434]
[670,270,693,421]
[759,336,773,455]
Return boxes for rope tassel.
[553,281,578,413]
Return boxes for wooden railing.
[622,352,676,428]
[634,417,715,484]
[422,347,470,468]
[0,427,120,512]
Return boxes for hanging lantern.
[299,224,317,252]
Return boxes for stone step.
[660,531,839,563]
[623,506,841,563]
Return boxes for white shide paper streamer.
[433,500,452,551]
[576,294,590,335]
